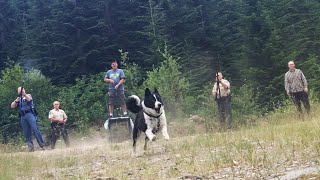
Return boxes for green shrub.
[0,64,24,143]
[231,84,261,126]
[300,55,320,101]
[119,49,144,97]
[0,65,55,143]
[142,46,194,117]
[57,73,107,132]
[23,69,57,132]
[195,83,261,129]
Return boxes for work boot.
[28,146,35,152]
[27,142,34,152]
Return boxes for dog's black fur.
[126,88,169,153]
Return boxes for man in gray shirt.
[284,61,310,114]
[104,60,127,118]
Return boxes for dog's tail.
[126,95,142,113]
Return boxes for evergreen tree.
[0,0,23,69]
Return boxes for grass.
[0,104,320,179]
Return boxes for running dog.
[126,88,169,153]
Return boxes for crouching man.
[48,101,70,149]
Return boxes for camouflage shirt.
[285,68,307,93]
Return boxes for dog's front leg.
[144,136,149,150]
[145,128,156,141]
[161,125,170,140]
[144,116,156,141]
[160,115,170,140]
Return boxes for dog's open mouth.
[155,108,161,113]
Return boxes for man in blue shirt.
[11,87,45,151]
[104,60,127,117]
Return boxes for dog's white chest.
[144,114,160,130]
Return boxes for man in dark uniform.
[11,87,45,151]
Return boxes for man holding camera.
[48,101,70,149]
[212,72,232,129]
[11,87,45,151]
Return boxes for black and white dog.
[126,88,170,152]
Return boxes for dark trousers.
[291,91,310,114]
[50,123,70,149]
[216,95,232,128]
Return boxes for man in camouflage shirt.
[285,61,310,115]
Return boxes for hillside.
[0,106,320,179]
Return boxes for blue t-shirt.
[105,69,126,90]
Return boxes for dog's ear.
[145,88,152,96]
[154,87,159,94]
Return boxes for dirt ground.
[1,121,320,179]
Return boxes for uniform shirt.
[212,79,230,98]
[49,109,67,122]
[105,69,125,90]
[285,68,307,93]
[17,94,33,112]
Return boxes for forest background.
[1,0,320,144]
